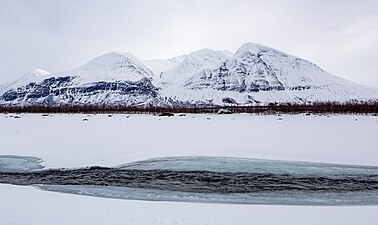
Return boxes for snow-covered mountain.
[0,53,164,106]
[8,68,51,88]
[62,52,154,84]
[1,43,378,106]
[0,68,51,98]
[142,55,187,77]
[158,49,232,85]
[177,43,378,104]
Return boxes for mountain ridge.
[1,42,378,106]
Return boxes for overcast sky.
[1,0,378,87]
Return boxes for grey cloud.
[0,0,377,87]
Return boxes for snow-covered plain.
[1,113,378,224]
[1,113,377,168]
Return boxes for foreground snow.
[0,184,377,225]
[0,113,378,224]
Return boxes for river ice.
[1,155,378,205]
[0,155,43,172]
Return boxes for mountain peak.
[58,51,155,83]
[235,42,287,57]
[28,68,51,77]
[10,68,52,87]
[83,52,141,68]
[160,48,232,83]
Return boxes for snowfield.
[1,183,377,225]
[1,113,377,168]
[0,113,378,224]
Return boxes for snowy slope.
[13,52,155,85]
[0,68,51,99]
[178,43,378,104]
[1,43,378,106]
[0,84,5,95]
[8,68,51,88]
[186,43,367,91]
[58,52,154,84]
[159,49,232,85]
[142,55,187,77]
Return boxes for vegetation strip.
[1,102,378,114]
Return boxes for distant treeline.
[1,101,378,115]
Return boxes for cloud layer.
[1,0,377,87]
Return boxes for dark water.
[1,167,378,194]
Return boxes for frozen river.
[1,155,378,205]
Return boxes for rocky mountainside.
[1,43,378,106]
[1,53,164,106]
[177,43,378,105]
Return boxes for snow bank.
[0,183,377,225]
